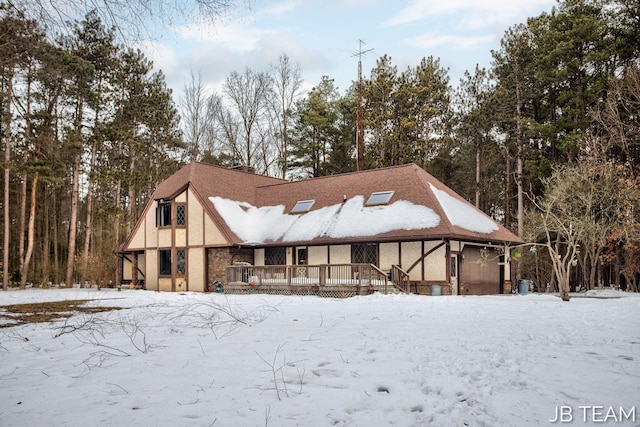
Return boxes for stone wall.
[207,247,253,290]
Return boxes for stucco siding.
[188,190,204,246]
[401,242,423,281]
[308,246,328,265]
[188,248,205,292]
[254,248,265,266]
[146,250,158,291]
[329,245,351,264]
[127,218,146,250]
[204,215,229,246]
[158,228,172,248]
[122,257,132,281]
[159,278,172,292]
[424,242,447,281]
[145,208,157,248]
[175,228,187,247]
[379,242,399,271]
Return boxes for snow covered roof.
[146,162,523,247]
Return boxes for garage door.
[459,247,501,295]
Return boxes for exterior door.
[450,254,459,295]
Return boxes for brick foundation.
[503,280,512,294]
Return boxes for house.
[120,162,523,296]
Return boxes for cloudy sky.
[138,0,558,100]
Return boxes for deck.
[224,263,410,298]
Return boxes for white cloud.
[260,0,298,17]
[174,19,267,52]
[134,40,181,80]
[403,33,496,51]
[384,0,555,28]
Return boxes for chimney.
[230,164,255,174]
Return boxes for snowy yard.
[0,289,638,426]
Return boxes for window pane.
[176,205,186,226]
[291,200,314,213]
[159,204,171,226]
[159,249,171,276]
[352,243,378,265]
[366,191,394,206]
[176,249,186,275]
[297,248,307,265]
[265,247,286,265]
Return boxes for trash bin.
[432,284,442,296]
[518,279,531,294]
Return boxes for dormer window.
[366,191,394,206]
[291,200,315,213]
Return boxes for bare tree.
[8,0,249,42]
[208,93,241,161]
[180,70,211,162]
[531,161,640,300]
[268,54,303,178]
[222,68,272,168]
[589,63,640,166]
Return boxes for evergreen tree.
[289,77,340,178]
[362,55,451,169]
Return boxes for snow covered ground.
[0,288,638,426]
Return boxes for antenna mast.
[352,40,373,172]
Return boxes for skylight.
[366,191,394,206]
[291,199,315,213]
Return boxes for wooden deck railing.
[390,264,410,293]
[225,263,397,295]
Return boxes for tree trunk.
[475,142,481,208]
[65,155,80,285]
[128,158,136,288]
[42,191,50,283]
[515,73,524,282]
[114,173,122,287]
[558,270,571,301]
[2,77,10,290]
[81,143,97,285]
[20,173,38,288]
[504,149,511,233]
[2,152,8,291]
[53,191,59,283]
[18,175,26,278]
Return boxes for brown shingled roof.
[151,162,286,204]
[134,162,522,249]
[252,163,522,246]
